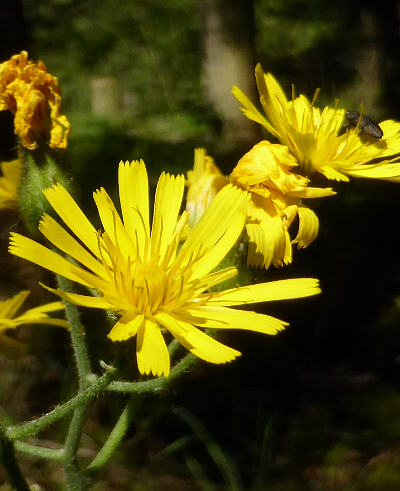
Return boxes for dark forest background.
[1,1,400,489]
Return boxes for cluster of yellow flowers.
[185,64,400,270]
[1,52,400,378]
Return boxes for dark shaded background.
[1,1,400,489]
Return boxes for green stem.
[56,275,92,389]
[85,401,133,475]
[0,425,30,491]
[108,352,197,394]
[63,404,91,490]
[14,441,64,462]
[7,369,117,441]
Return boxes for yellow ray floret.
[233,64,400,182]
[0,290,68,359]
[0,159,22,209]
[230,141,335,269]
[9,160,321,377]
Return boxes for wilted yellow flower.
[0,159,22,209]
[186,148,227,227]
[233,65,400,182]
[230,141,335,269]
[0,51,70,150]
[9,160,320,378]
[0,290,68,359]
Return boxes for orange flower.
[0,51,70,150]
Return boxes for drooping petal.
[136,319,170,377]
[292,206,319,249]
[108,312,144,341]
[207,278,320,306]
[246,207,288,269]
[156,312,240,364]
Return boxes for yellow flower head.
[0,51,71,150]
[0,159,22,209]
[0,290,68,359]
[186,148,228,227]
[9,160,320,378]
[233,64,400,183]
[230,141,335,269]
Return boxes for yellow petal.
[0,159,22,208]
[13,317,69,329]
[344,162,400,180]
[246,209,288,269]
[177,185,248,279]
[136,319,170,377]
[118,160,150,259]
[43,184,101,258]
[151,173,185,261]
[9,233,101,288]
[208,278,320,306]
[187,305,287,334]
[93,187,136,259]
[318,165,350,182]
[39,213,107,279]
[292,206,319,248]
[232,85,276,134]
[0,290,30,319]
[156,312,240,364]
[108,312,144,341]
[288,186,336,198]
[41,284,115,310]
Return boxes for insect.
[346,111,383,139]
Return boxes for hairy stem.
[108,352,197,394]
[7,369,117,441]
[0,425,30,491]
[56,275,92,389]
[63,404,91,490]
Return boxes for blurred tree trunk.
[90,76,121,122]
[345,0,400,119]
[201,0,260,155]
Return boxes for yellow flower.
[9,160,320,377]
[0,51,71,150]
[186,148,227,227]
[0,290,68,359]
[0,159,22,209]
[230,141,335,269]
[232,64,400,182]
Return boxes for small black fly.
[346,111,383,139]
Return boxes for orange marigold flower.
[0,51,70,150]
